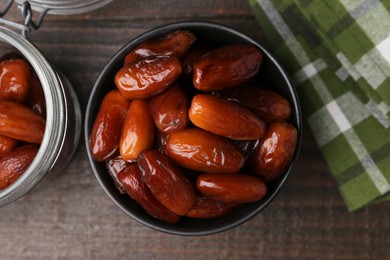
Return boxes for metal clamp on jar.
[0,0,111,206]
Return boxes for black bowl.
[85,21,302,236]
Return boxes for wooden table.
[2,1,389,259]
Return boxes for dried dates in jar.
[0,54,46,190]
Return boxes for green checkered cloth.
[249,0,390,211]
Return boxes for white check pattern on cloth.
[376,36,390,65]
[335,50,390,127]
[256,0,390,195]
[339,0,390,103]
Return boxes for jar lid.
[15,0,112,15]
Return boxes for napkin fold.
[249,0,390,211]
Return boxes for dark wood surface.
[2,1,390,259]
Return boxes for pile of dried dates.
[89,30,298,223]
[0,53,46,190]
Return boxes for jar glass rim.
[0,26,67,206]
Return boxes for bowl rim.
[84,20,303,236]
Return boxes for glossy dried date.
[189,94,266,140]
[106,155,128,194]
[115,56,182,99]
[89,90,130,162]
[120,99,155,162]
[219,86,292,123]
[182,46,211,78]
[138,149,196,215]
[196,173,267,204]
[193,44,262,91]
[250,122,298,182]
[166,128,245,174]
[186,196,237,219]
[118,163,180,223]
[148,84,189,133]
[0,100,45,144]
[0,135,17,159]
[124,30,196,64]
[0,145,38,190]
[0,59,31,103]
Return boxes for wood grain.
[1,1,390,259]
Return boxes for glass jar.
[0,0,111,206]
